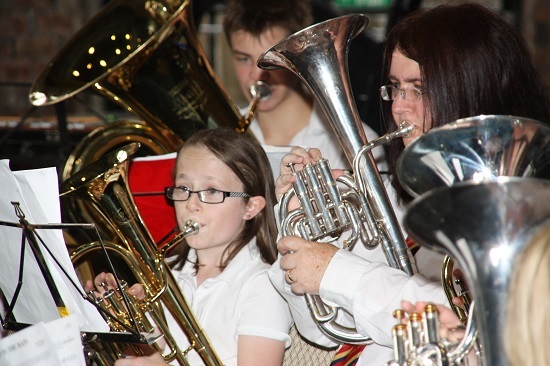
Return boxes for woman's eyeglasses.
[380,84,424,103]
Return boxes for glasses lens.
[167,187,190,201]
[411,87,423,103]
[200,189,225,204]
[381,85,423,103]
[380,85,390,101]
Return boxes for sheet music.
[0,160,108,332]
[0,315,85,366]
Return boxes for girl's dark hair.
[381,3,550,203]
[222,0,313,46]
[171,128,278,270]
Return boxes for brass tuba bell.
[30,0,245,177]
[28,0,263,242]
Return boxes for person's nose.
[185,192,202,211]
[250,66,270,84]
[391,91,414,116]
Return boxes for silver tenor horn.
[397,115,550,197]
[400,178,550,366]
[258,14,417,344]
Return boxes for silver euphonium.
[386,115,550,365]
[397,115,550,197]
[400,114,550,320]
[258,14,417,344]
[400,178,550,366]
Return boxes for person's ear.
[243,196,266,220]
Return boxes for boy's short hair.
[222,0,313,46]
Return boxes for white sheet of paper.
[45,314,87,366]
[0,315,85,366]
[0,160,108,332]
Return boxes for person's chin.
[258,98,280,113]
[402,132,422,147]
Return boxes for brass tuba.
[29,0,245,177]
[395,178,550,365]
[258,14,417,344]
[60,142,223,366]
[27,0,267,241]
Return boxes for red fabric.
[406,236,421,255]
[128,153,177,246]
[330,344,366,366]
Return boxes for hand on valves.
[276,146,345,295]
[85,273,169,366]
[85,272,145,301]
[399,300,464,342]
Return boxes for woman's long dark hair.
[381,3,550,203]
[171,128,278,271]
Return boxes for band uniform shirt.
[166,238,292,365]
[245,102,387,172]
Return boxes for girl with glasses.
[91,127,291,366]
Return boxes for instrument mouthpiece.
[399,121,416,138]
[182,220,199,237]
[250,81,271,100]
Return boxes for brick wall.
[0,0,101,117]
[1,0,549,118]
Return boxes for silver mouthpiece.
[397,121,416,138]
[360,121,417,153]
[182,220,199,237]
[250,81,271,100]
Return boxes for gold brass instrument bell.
[29,0,246,178]
[61,142,223,366]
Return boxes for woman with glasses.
[269,3,550,365]
[381,2,550,206]
[90,127,292,366]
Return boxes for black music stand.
[0,202,159,348]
